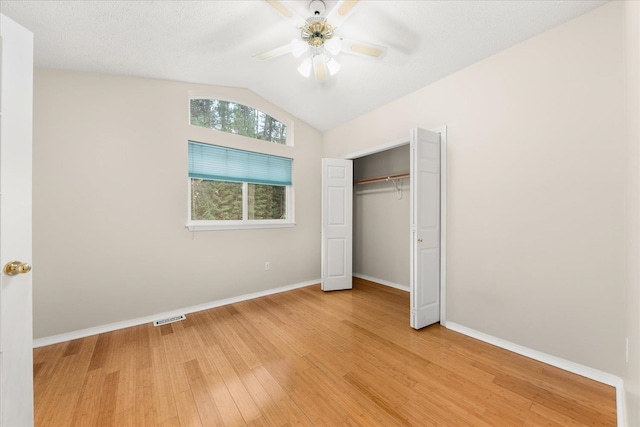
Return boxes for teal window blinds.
[188,141,292,186]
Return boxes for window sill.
[186,222,295,231]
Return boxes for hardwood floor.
[33,277,616,426]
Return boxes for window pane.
[248,184,286,220]
[191,179,242,220]
[190,99,288,145]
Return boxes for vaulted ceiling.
[1,0,607,131]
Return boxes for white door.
[321,159,353,291]
[410,128,441,329]
[0,14,34,426]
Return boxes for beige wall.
[324,2,627,376]
[353,145,411,286]
[624,0,640,424]
[33,70,322,338]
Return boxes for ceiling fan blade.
[253,43,293,61]
[340,38,388,59]
[326,0,360,28]
[265,0,307,29]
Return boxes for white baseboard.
[353,273,410,292]
[33,279,320,348]
[445,321,626,427]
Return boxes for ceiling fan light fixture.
[326,57,341,76]
[257,0,387,83]
[291,39,309,58]
[324,37,342,55]
[297,57,313,77]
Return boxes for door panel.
[327,186,346,225]
[327,238,346,277]
[419,248,440,306]
[410,128,441,329]
[0,14,34,426]
[321,159,353,291]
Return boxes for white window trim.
[186,221,295,232]
[186,182,294,231]
[186,93,296,231]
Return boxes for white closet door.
[321,158,353,291]
[410,128,441,329]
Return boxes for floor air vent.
[153,314,186,327]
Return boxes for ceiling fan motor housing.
[302,17,334,47]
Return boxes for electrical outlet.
[265,262,270,271]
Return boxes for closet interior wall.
[353,145,411,288]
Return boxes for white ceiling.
[1,0,607,131]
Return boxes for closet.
[353,145,411,290]
[321,127,445,329]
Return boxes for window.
[187,141,293,230]
[190,99,288,145]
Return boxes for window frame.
[186,94,296,231]
[186,180,294,231]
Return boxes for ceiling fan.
[255,0,388,82]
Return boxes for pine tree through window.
[190,99,288,145]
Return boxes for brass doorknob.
[4,261,31,276]
[417,238,423,243]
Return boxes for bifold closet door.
[321,158,353,291]
[410,128,441,329]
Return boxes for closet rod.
[354,172,410,185]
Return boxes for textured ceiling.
[1,0,607,131]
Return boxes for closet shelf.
[354,173,410,185]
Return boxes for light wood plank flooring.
[33,278,616,426]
